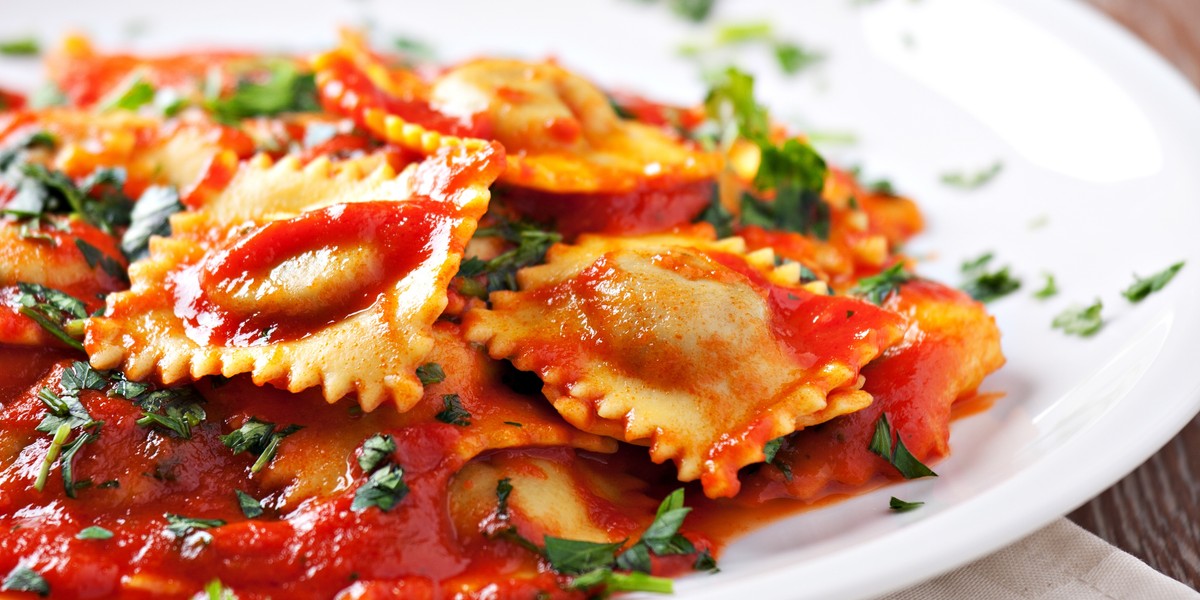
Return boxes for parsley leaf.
[1034,273,1059,300]
[772,41,825,75]
[61,361,107,393]
[704,67,770,146]
[33,424,71,492]
[204,579,237,600]
[59,430,94,498]
[235,490,263,518]
[102,77,156,112]
[164,514,225,538]
[940,161,1003,190]
[357,434,396,473]
[435,394,472,427]
[669,0,717,22]
[889,497,924,512]
[76,525,114,540]
[206,60,320,124]
[35,387,95,434]
[121,185,183,261]
[868,413,937,479]
[544,537,626,576]
[14,282,87,350]
[851,263,913,305]
[220,419,301,473]
[75,238,128,285]
[2,565,49,596]
[351,464,409,512]
[0,38,39,56]
[415,362,446,386]
[134,389,207,439]
[741,139,830,238]
[762,437,785,464]
[1052,300,1104,337]
[1121,262,1184,303]
[959,252,1020,303]
[459,218,561,295]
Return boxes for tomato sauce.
[497,180,713,240]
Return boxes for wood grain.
[1071,0,1200,590]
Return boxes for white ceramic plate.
[4,1,1200,598]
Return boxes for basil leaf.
[164,513,225,538]
[1121,261,1184,303]
[357,433,396,473]
[543,537,625,576]
[889,497,924,512]
[121,185,183,262]
[76,525,114,540]
[415,362,445,385]
[351,464,409,512]
[1052,300,1104,337]
[235,490,263,518]
[1,565,49,596]
[61,361,107,393]
[940,161,1003,190]
[851,263,913,305]
[435,394,471,427]
[868,413,937,479]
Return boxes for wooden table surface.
[1070,0,1200,589]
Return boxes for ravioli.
[741,280,1005,502]
[86,142,505,411]
[463,230,906,498]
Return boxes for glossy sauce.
[498,179,713,240]
[172,200,454,346]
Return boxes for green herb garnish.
[435,394,472,427]
[76,525,114,540]
[102,77,156,112]
[0,38,39,56]
[415,362,446,385]
[121,185,182,261]
[75,238,128,284]
[1052,300,1104,337]
[889,497,924,512]
[1034,273,1059,300]
[351,464,409,512]
[851,263,913,305]
[959,252,1020,303]
[1121,262,1184,303]
[220,418,301,472]
[357,433,396,473]
[458,218,561,295]
[164,514,226,538]
[13,282,87,350]
[940,161,1003,190]
[1,565,49,596]
[235,490,263,518]
[869,413,937,479]
[206,60,320,124]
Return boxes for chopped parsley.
[357,433,396,473]
[959,252,1021,303]
[204,579,237,600]
[686,23,822,76]
[76,525,114,540]
[415,362,446,386]
[1034,273,1059,300]
[544,538,626,575]
[392,36,436,62]
[761,436,793,480]
[351,464,409,512]
[940,161,1003,190]
[1121,262,1184,303]
[1052,300,1104,337]
[235,490,263,518]
[206,60,320,124]
[0,37,39,56]
[121,185,183,261]
[851,263,913,305]
[351,435,409,513]
[134,389,207,440]
[458,218,561,296]
[13,282,88,350]
[220,419,302,473]
[164,514,225,538]
[101,77,156,112]
[868,414,937,479]
[59,430,94,498]
[1,565,49,596]
[36,387,96,434]
[435,394,472,427]
[669,0,717,22]
[889,497,924,512]
[772,41,826,75]
[33,424,71,493]
[75,238,128,285]
[694,186,735,238]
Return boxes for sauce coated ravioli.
[0,32,1003,599]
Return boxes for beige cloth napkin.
[883,519,1198,599]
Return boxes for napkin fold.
[883,518,1198,599]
